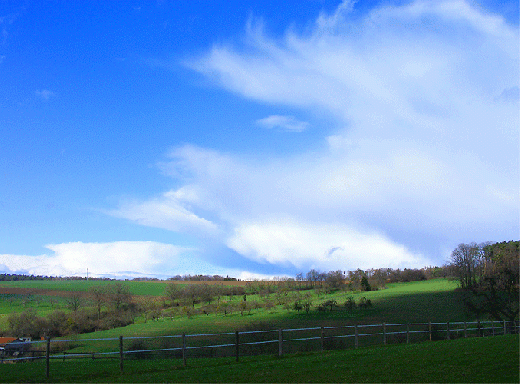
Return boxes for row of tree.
[292,266,441,292]
[167,274,238,281]
[0,274,47,281]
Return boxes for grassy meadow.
[0,278,466,339]
[0,334,517,383]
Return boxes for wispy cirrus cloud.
[114,0,518,274]
[256,115,309,132]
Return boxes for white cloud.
[115,0,518,274]
[227,218,429,270]
[0,241,259,279]
[109,194,219,236]
[256,115,309,132]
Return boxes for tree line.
[448,240,518,323]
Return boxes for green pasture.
[0,294,67,313]
[0,280,169,296]
[1,279,466,344]
[58,278,467,354]
[0,294,69,331]
[1,334,517,383]
[0,277,458,298]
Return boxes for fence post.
[46,337,51,380]
[503,320,507,335]
[492,321,495,336]
[464,321,467,338]
[428,321,432,341]
[235,331,239,362]
[182,333,187,367]
[446,322,450,340]
[119,336,124,373]
[320,327,324,352]
[477,319,481,337]
[354,325,359,349]
[278,329,283,357]
[383,323,386,345]
[406,323,410,344]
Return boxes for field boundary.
[1,319,518,379]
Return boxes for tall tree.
[450,242,484,289]
[89,285,107,320]
[464,241,519,323]
[107,282,132,312]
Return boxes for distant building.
[1,338,31,356]
[0,337,17,347]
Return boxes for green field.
[0,335,517,383]
[1,278,517,383]
[0,294,69,331]
[0,280,169,296]
[72,279,465,341]
[1,279,467,340]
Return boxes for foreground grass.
[1,335,517,383]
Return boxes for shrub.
[344,297,356,311]
[127,339,151,359]
[357,297,372,309]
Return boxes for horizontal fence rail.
[1,320,518,379]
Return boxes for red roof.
[0,337,17,346]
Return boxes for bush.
[344,297,356,311]
[127,339,151,359]
[7,309,44,339]
[357,297,372,309]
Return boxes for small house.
[2,338,31,356]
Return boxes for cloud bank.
[111,0,518,275]
[0,242,256,279]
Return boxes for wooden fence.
[1,320,518,379]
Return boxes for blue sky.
[1,0,518,279]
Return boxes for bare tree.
[165,282,181,305]
[107,282,132,312]
[89,285,106,320]
[66,292,83,312]
[182,284,202,308]
[450,243,483,289]
[325,270,345,292]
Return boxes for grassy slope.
[0,335,517,383]
[1,279,465,340]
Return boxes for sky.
[0,0,518,280]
